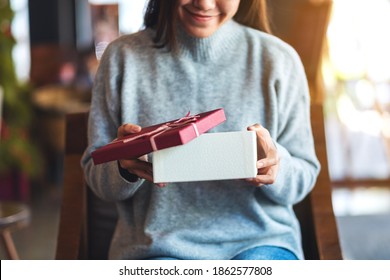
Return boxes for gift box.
[153,131,258,183]
[92,108,226,165]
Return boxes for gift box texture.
[153,131,258,183]
[92,108,226,165]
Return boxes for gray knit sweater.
[81,20,320,260]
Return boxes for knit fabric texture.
[81,20,320,260]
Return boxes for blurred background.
[0,0,389,260]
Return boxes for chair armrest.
[55,154,87,259]
[310,104,343,259]
[55,112,89,259]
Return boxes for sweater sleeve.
[81,42,144,202]
[259,46,321,205]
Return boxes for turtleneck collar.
[176,20,243,62]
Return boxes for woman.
[81,0,320,260]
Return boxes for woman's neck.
[176,20,242,62]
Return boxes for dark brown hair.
[144,0,271,50]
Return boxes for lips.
[184,8,216,22]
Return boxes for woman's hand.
[117,123,166,187]
[246,124,280,187]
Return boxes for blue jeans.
[148,245,298,260]
[231,245,298,260]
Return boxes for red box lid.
[91,108,226,165]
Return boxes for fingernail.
[257,161,264,168]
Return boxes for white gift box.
[153,131,257,183]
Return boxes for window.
[324,0,390,181]
[11,0,30,82]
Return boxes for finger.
[255,169,277,185]
[247,166,278,186]
[131,168,154,183]
[246,175,273,186]
[119,158,153,174]
[247,124,271,159]
[247,123,262,131]
[156,183,168,188]
[126,165,167,187]
[256,157,279,169]
[120,158,160,184]
[118,123,142,137]
[245,177,265,187]
[256,174,275,185]
[119,159,153,182]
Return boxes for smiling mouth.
[185,9,217,22]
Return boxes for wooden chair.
[55,104,342,259]
[268,0,333,104]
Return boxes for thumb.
[118,123,142,138]
[247,123,262,132]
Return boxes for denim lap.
[147,246,298,260]
[231,245,298,260]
